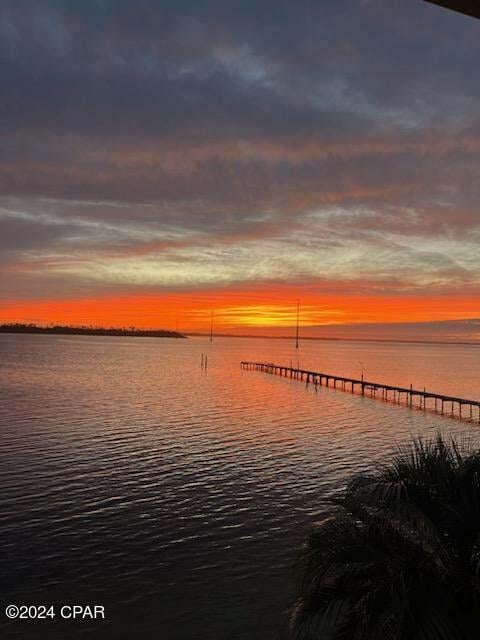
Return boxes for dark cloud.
[1,0,479,143]
[0,215,77,251]
[1,0,480,304]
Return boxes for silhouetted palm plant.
[291,435,480,640]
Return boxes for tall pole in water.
[210,310,214,343]
[295,299,300,349]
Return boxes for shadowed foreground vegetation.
[291,435,480,640]
[0,323,186,339]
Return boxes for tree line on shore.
[0,323,186,339]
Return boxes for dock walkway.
[240,361,480,422]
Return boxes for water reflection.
[1,334,479,639]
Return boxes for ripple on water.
[1,334,479,639]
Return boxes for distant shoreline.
[1,325,478,347]
[0,324,186,339]
[186,332,480,347]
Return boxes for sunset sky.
[1,1,479,338]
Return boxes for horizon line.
[187,332,480,347]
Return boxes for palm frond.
[290,434,480,640]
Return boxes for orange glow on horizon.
[1,288,479,335]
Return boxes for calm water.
[1,334,480,639]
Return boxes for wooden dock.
[240,361,480,423]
